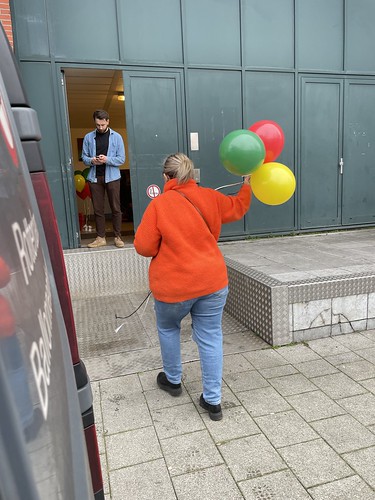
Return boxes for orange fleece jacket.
[134,178,251,302]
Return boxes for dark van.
[0,24,103,499]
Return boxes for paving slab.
[239,470,311,499]
[278,439,352,488]
[218,434,287,482]
[311,414,375,454]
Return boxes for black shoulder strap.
[174,190,212,234]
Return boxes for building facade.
[5,0,375,249]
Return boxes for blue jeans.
[154,286,228,405]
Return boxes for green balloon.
[219,129,265,176]
[74,169,82,176]
[82,167,90,179]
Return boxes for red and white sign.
[146,184,161,199]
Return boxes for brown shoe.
[87,236,107,248]
[114,236,125,248]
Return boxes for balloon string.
[215,181,244,191]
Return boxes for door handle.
[339,157,344,174]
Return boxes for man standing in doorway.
[82,109,125,248]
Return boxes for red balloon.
[76,183,91,200]
[249,120,285,163]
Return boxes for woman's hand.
[243,175,251,185]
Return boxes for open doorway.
[63,68,134,246]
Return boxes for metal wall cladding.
[64,247,150,299]
[225,258,290,346]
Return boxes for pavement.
[72,228,375,500]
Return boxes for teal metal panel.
[187,69,244,237]
[117,0,182,64]
[184,0,240,66]
[123,71,184,227]
[243,0,294,68]
[342,80,375,224]
[300,78,342,229]
[245,71,295,233]
[19,62,69,247]
[346,0,375,72]
[48,0,119,61]
[10,0,50,58]
[297,0,343,71]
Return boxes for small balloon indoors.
[251,162,296,206]
[219,129,265,176]
[74,173,85,193]
[249,120,285,163]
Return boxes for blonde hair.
[163,153,194,184]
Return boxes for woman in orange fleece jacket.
[134,153,251,420]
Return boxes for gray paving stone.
[337,359,375,381]
[343,446,375,489]
[106,426,162,470]
[278,438,352,488]
[338,393,375,426]
[334,332,375,351]
[151,403,205,439]
[143,387,192,410]
[138,368,160,390]
[239,470,311,500]
[312,372,368,399]
[258,364,298,379]
[294,358,339,378]
[324,351,364,366]
[172,464,243,500]
[308,475,375,500]
[361,378,375,395]
[101,460,110,495]
[277,344,321,363]
[239,386,292,417]
[180,360,202,383]
[109,459,176,500]
[203,405,260,443]
[307,337,351,357]
[224,370,269,392]
[218,434,287,482]
[254,410,318,448]
[101,386,152,434]
[269,373,318,397]
[286,390,346,422]
[160,430,223,477]
[311,414,375,453]
[223,353,255,375]
[242,349,289,369]
[91,382,105,455]
[356,346,375,364]
[361,329,375,340]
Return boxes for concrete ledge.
[225,257,375,346]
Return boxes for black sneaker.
[199,394,223,421]
[157,372,182,397]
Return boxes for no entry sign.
[146,184,161,199]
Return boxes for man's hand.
[91,155,106,165]
[243,175,251,185]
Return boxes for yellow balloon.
[74,174,86,193]
[251,162,296,206]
